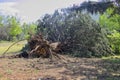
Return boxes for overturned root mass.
[23,33,63,60]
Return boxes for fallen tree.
[37,10,113,57]
[2,33,63,60]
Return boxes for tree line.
[0,15,37,41]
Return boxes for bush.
[107,30,120,54]
[99,8,120,55]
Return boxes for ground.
[0,55,120,80]
[0,41,120,80]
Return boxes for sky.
[0,0,98,23]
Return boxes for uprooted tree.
[2,7,113,58]
[2,32,63,60]
[37,9,113,58]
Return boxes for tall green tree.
[8,16,22,40]
[99,8,120,30]
[99,8,120,54]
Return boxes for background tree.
[99,8,120,54]
[0,14,37,41]
[8,16,22,41]
[21,23,29,39]
[0,16,3,27]
[28,23,37,35]
[68,0,119,15]
[21,22,37,40]
[0,15,10,40]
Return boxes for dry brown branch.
[2,39,26,56]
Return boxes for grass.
[6,69,13,75]
[101,55,120,79]
[0,40,27,55]
[102,55,120,62]
[102,55,120,59]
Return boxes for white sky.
[0,0,98,23]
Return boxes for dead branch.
[2,39,26,56]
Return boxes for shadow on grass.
[95,58,120,80]
[60,58,120,80]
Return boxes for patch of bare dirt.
[0,55,120,80]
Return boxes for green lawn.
[102,55,120,64]
[0,40,27,55]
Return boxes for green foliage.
[9,17,22,40]
[0,15,10,40]
[10,25,22,39]
[28,23,37,34]
[0,15,37,41]
[21,23,30,39]
[107,30,120,54]
[99,8,120,30]
[99,8,120,54]
[22,23,37,39]
[0,16,3,27]
[0,15,24,41]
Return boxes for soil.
[0,55,120,80]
